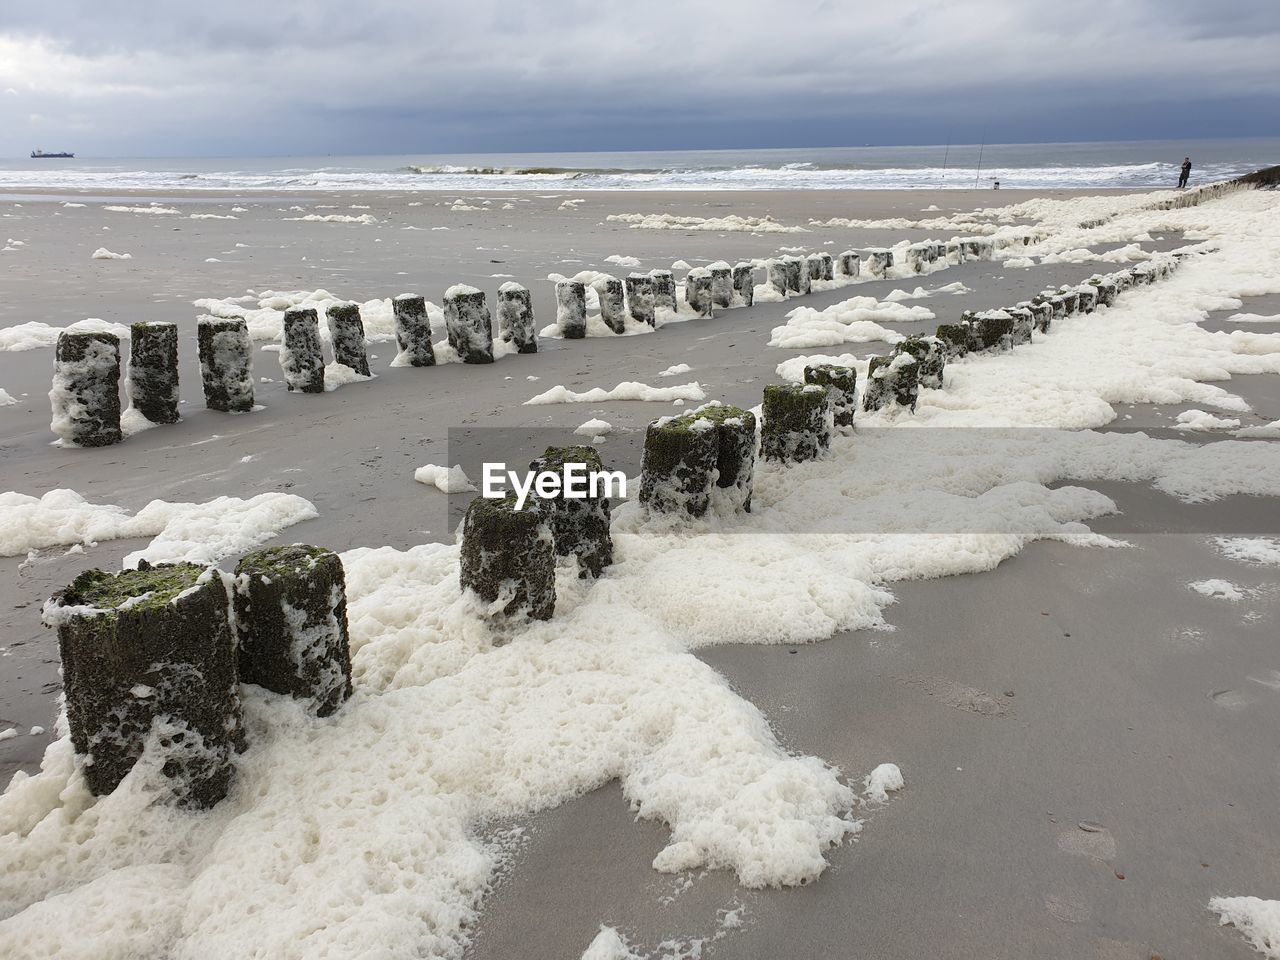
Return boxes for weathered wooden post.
[460,495,556,619]
[497,282,538,353]
[761,383,831,462]
[935,322,975,359]
[594,276,627,334]
[128,321,180,425]
[234,545,353,717]
[862,354,920,413]
[325,302,370,376]
[639,414,719,517]
[625,273,656,327]
[708,262,734,308]
[864,249,894,278]
[45,562,244,806]
[556,279,588,339]
[685,268,715,317]
[650,269,677,312]
[51,331,123,446]
[804,254,825,285]
[444,285,496,362]
[197,317,254,412]
[392,294,437,366]
[529,445,613,578]
[1007,306,1035,345]
[732,262,755,307]
[803,364,857,430]
[280,307,325,393]
[767,258,788,295]
[838,251,862,277]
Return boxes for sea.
[1,138,1276,193]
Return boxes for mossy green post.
[529,445,613,578]
[460,495,556,619]
[935,322,974,359]
[1007,307,1034,345]
[761,383,831,462]
[639,415,719,516]
[974,312,1014,352]
[128,321,179,424]
[234,545,353,717]
[46,561,244,807]
[862,355,919,413]
[688,404,756,512]
[894,337,945,389]
[804,363,857,429]
[197,317,254,412]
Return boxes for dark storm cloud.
[1,0,1277,155]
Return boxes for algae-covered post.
[685,268,714,317]
[459,495,556,620]
[935,321,975,359]
[444,285,495,363]
[906,243,930,274]
[280,307,325,393]
[817,252,834,281]
[127,321,179,424]
[497,282,538,352]
[804,254,825,286]
[732,262,755,307]
[234,545,353,717]
[197,316,254,412]
[594,276,627,334]
[625,273,656,327]
[945,240,966,264]
[1007,307,1034,346]
[392,294,437,366]
[761,383,831,462]
[804,363,857,430]
[709,262,734,308]
[528,445,614,578]
[862,353,920,413]
[649,269,676,312]
[555,279,587,339]
[50,330,123,447]
[973,310,1015,352]
[685,403,757,513]
[838,251,862,277]
[1076,285,1097,314]
[44,562,244,807]
[325,302,371,376]
[894,336,946,389]
[639,414,719,517]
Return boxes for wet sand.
[1,186,1278,958]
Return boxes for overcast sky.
[1,0,1277,158]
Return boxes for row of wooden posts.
[43,250,1185,809]
[46,232,1015,447]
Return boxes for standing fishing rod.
[974,138,985,188]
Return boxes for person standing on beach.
[1178,157,1192,189]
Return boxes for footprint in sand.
[1057,822,1117,861]
[896,676,1010,717]
[1210,688,1252,710]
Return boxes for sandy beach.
[2,180,1279,959]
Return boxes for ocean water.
[1,139,1276,192]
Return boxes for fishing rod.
[974,137,985,188]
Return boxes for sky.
[0,0,1277,158]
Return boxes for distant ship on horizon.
[31,149,75,159]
